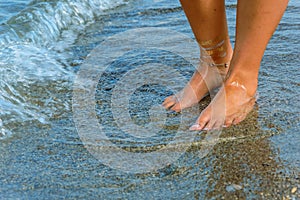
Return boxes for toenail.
[189,124,201,130]
[203,127,210,131]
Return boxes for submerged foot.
[163,38,232,112]
[189,78,257,131]
[162,63,229,112]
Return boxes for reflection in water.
[186,107,296,199]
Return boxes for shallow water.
[0,0,299,199]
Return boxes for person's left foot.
[189,77,257,130]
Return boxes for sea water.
[0,0,299,199]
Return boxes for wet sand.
[0,0,299,199]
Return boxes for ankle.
[225,72,258,97]
[200,38,233,65]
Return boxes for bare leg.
[162,0,233,112]
[190,0,289,130]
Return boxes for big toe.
[189,110,211,131]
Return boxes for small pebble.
[226,184,243,192]
[291,187,297,194]
[232,184,243,190]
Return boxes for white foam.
[0,0,127,46]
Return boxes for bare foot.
[162,63,229,112]
[189,78,257,131]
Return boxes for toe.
[192,111,210,131]
[224,118,234,128]
[189,124,202,131]
[189,121,207,131]
[212,120,223,130]
[162,95,175,103]
[203,121,214,131]
[232,115,246,125]
[162,95,174,105]
[190,116,210,131]
[162,95,177,109]
[163,101,176,110]
[170,103,182,112]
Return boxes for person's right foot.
[162,63,229,112]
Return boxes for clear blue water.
[0,0,299,199]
